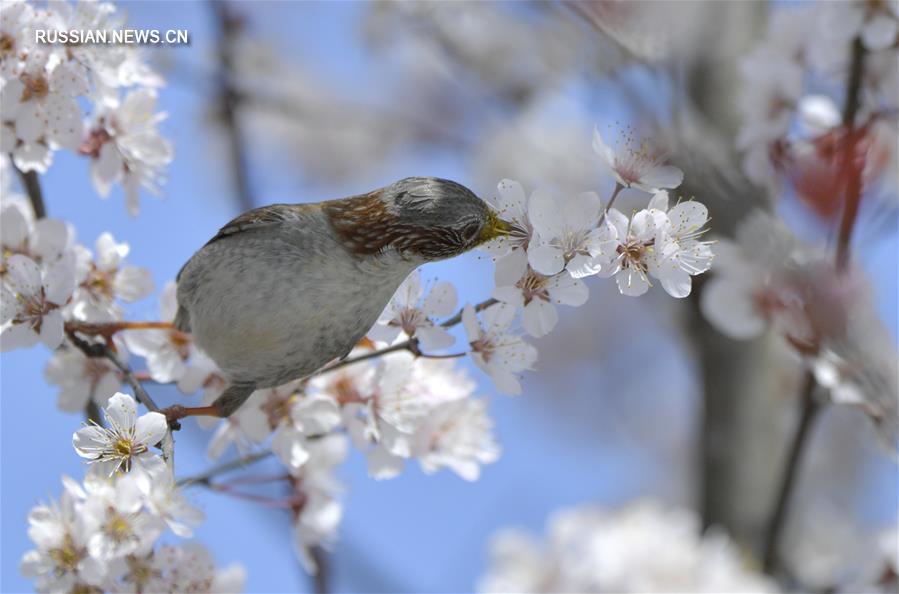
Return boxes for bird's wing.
[205,204,308,246]
[175,204,313,285]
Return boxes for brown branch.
[65,320,177,340]
[762,33,866,578]
[67,330,175,471]
[835,37,868,271]
[762,370,821,573]
[177,450,274,487]
[11,160,46,219]
[210,0,255,213]
[317,297,498,375]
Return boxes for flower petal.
[134,411,167,447]
[422,281,457,318]
[527,189,565,239]
[522,300,558,338]
[527,244,565,276]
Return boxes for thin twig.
[835,37,867,271]
[762,33,866,577]
[67,331,175,471]
[66,320,176,337]
[318,297,498,375]
[762,370,820,573]
[85,400,103,426]
[597,182,624,227]
[11,160,46,219]
[177,450,274,487]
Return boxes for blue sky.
[2,2,897,593]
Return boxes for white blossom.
[369,270,456,350]
[479,500,777,593]
[72,392,167,478]
[526,188,611,278]
[70,232,153,322]
[592,126,683,194]
[271,385,342,474]
[413,397,499,481]
[597,206,664,297]
[648,194,714,298]
[1,253,74,350]
[79,473,165,562]
[81,88,173,216]
[44,344,122,412]
[19,485,105,593]
[492,249,588,337]
[135,471,204,538]
[292,434,348,574]
[481,178,537,258]
[124,281,192,383]
[462,303,537,395]
[137,543,246,594]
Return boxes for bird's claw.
[161,405,185,431]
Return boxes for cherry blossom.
[462,303,537,395]
[649,195,714,298]
[133,542,247,594]
[19,486,106,593]
[78,473,165,562]
[44,344,123,412]
[0,204,72,270]
[135,471,205,538]
[72,392,168,478]
[81,88,173,216]
[70,232,153,322]
[481,178,536,258]
[124,281,193,383]
[272,387,342,474]
[413,397,499,481]
[592,126,684,194]
[492,250,588,337]
[369,270,456,350]
[1,253,74,350]
[0,51,87,173]
[597,206,664,297]
[291,434,348,574]
[479,500,777,593]
[526,188,612,278]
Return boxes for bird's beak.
[479,211,514,243]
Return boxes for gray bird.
[164,177,511,423]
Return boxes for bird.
[162,177,511,424]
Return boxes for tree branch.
[835,37,867,271]
[67,331,176,471]
[11,160,46,220]
[317,297,498,375]
[762,370,820,573]
[177,450,274,487]
[210,0,255,213]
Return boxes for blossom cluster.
[737,0,898,206]
[1,175,154,408]
[21,392,244,593]
[478,500,777,593]
[0,0,172,214]
[700,211,898,449]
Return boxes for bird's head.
[325,177,512,261]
